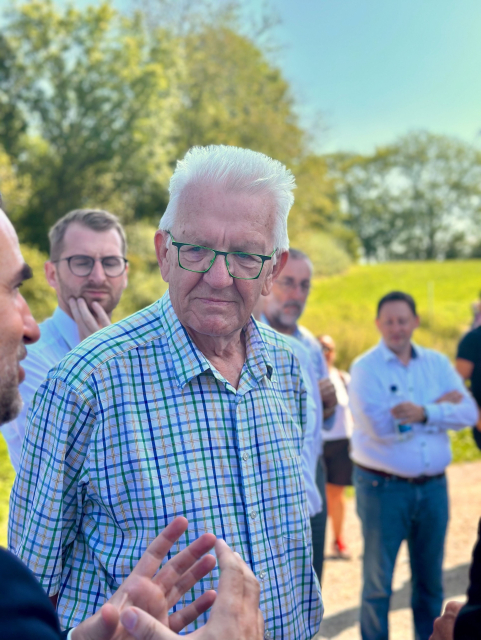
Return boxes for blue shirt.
[1,307,80,471]
[349,340,479,477]
[10,292,323,638]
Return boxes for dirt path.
[315,461,481,640]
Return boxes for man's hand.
[391,402,425,424]
[118,538,264,640]
[435,391,464,404]
[319,378,337,420]
[429,600,464,640]
[73,517,217,640]
[69,297,111,341]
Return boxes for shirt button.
[259,570,266,580]
[265,632,272,639]
[250,510,257,520]
[242,452,249,461]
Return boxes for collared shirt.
[293,325,329,382]
[349,340,478,477]
[1,307,80,471]
[259,316,326,516]
[9,292,322,639]
[323,368,354,441]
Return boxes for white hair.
[159,145,295,251]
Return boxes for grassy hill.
[1,259,480,545]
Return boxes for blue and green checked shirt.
[9,292,323,638]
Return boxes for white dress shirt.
[286,336,324,516]
[1,307,80,471]
[349,340,478,477]
[323,368,354,441]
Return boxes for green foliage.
[19,244,57,321]
[450,429,481,464]
[292,231,352,277]
[3,0,182,248]
[332,132,481,261]
[0,437,14,546]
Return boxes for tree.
[332,132,481,261]
[2,1,182,248]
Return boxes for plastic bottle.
[390,384,414,441]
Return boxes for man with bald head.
[10,146,323,639]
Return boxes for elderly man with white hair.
[10,145,323,639]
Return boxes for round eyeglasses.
[53,255,128,277]
[168,232,276,280]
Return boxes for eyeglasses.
[275,279,311,294]
[53,255,128,277]
[168,232,276,280]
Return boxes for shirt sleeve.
[8,376,94,596]
[423,355,479,431]
[457,331,480,363]
[349,361,397,441]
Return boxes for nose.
[88,258,107,284]
[203,254,233,289]
[20,294,40,345]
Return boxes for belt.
[355,463,445,485]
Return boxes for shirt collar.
[379,339,422,362]
[160,292,273,391]
[51,306,81,350]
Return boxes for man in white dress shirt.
[350,291,478,640]
[262,248,337,582]
[1,208,129,470]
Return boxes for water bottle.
[390,384,414,441]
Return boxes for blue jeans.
[354,466,449,640]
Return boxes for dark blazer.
[454,519,481,639]
[0,546,68,639]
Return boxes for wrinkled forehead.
[175,182,277,247]
[283,255,313,280]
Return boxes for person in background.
[318,335,354,560]
[349,290,478,640]
[0,198,264,640]
[456,327,481,451]
[1,208,129,471]
[262,248,337,583]
[10,145,322,639]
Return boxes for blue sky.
[262,0,481,154]
[5,0,481,155]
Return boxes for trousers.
[310,455,327,583]
[354,465,449,640]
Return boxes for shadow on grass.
[318,563,470,639]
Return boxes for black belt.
[355,463,445,485]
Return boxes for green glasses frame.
[168,232,276,280]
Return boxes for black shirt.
[457,327,481,407]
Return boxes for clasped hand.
[390,390,463,423]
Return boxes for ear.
[154,230,171,283]
[413,315,420,329]
[261,250,288,296]
[44,261,60,292]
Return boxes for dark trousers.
[310,455,327,583]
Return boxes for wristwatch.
[421,407,429,424]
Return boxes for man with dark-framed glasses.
[10,145,323,639]
[1,208,128,471]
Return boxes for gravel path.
[315,461,481,640]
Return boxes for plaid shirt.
[9,292,323,638]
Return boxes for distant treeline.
[1,0,480,265]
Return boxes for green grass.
[1,259,480,545]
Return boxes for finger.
[166,552,217,608]
[120,606,178,640]
[153,532,217,596]
[72,603,119,640]
[168,589,217,633]
[444,600,464,615]
[129,517,189,580]
[91,301,111,328]
[76,297,102,333]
